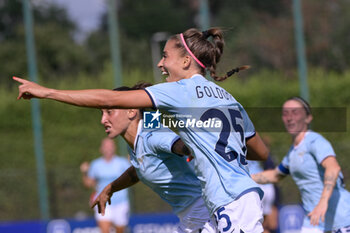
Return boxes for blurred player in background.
[252,97,350,233]
[80,137,130,233]
[92,83,215,233]
[14,27,269,232]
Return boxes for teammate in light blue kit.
[252,97,350,233]
[80,137,130,233]
[145,74,265,221]
[142,29,268,233]
[87,140,130,207]
[15,27,269,232]
[91,83,215,233]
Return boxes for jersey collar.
[133,120,143,153]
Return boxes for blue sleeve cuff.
[144,88,157,109]
[170,136,182,155]
[278,163,290,175]
[245,132,256,141]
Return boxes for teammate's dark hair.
[113,82,152,91]
[286,96,311,115]
[113,82,153,116]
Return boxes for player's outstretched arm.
[13,76,153,109]
[251,168,285,184]
[91,166,139,215]
[246,132,269,161]
[308,156,340,226]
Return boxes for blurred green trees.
[0,0,94,86]
[83,0,350,75]
[1,0,350,87]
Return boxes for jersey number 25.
[201,108,247,164]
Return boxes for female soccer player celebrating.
[92,83,215,233]
[252,97,350,233]
[15,28,268,232]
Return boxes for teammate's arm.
[308,156,340,226]
[251,168,285,184]
[80,162,96,188]
[246,132,269,161]
[91,166,139,215]
[14,77,153,109]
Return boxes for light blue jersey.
[88,156,130,205]
[247,160,264,174]
[129,121,203,214]
[278,130,350,231]
[145,74,263,215]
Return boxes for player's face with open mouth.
[100,109,129,138]
[158,39,186,82]
[282,100,311,136]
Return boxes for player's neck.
[122,120,139,150]
[103,154,114,162]
[176,68,202,81]
[184,70,201,79]
[293,131,307,146]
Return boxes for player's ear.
[127,109,138,119]
[183,55,191,69]
[305,114,313,125]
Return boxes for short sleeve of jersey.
[309,135,336,164]
[120,157,131,170]
[241,107,256,139]
[87,160,98,178]
[146,130,181,154]
[278,155,290,175]
[145,82,186,109]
